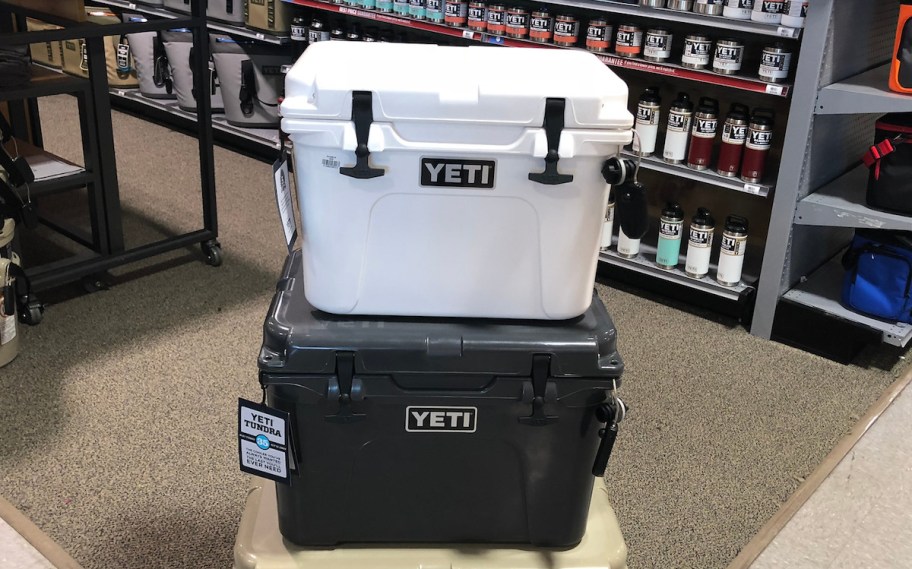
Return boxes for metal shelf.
[795,166,912,230]
[816,64,912,115]
[0,65,87,102]
[782,256,912,348]
[599,246,752,302]
[93,0,291,44]
[562,0,802,39]
[285,0,791,97]
[11,138,91,197]
[109,88,282,149]
[596,53,790,97]
[620,150,772,196]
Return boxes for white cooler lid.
[281,42,632,130]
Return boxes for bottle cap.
[725,215,749,234]
[662,202,684,220]
[693,207,715,227]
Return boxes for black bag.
[862,113,912,215]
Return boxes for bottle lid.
[697,97,719,114]
[727,103,750,120]
[750,108,775,126]
[693,207,715,227]
[725,215,749,234]
[671,92,694,111]
[640,87,661,105]
[662,202,684,220]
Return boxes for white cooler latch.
[528,98,573,186]
[339,91,385,180]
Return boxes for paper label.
[272,154,297,252]
[0,309,15,346]
[238,399,291,484]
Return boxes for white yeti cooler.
[281,42,632,320]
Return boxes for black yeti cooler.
[258,250,625,547]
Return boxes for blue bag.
[841,231,912,324]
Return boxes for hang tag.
[272,150,297,252]
[238,398,292,484]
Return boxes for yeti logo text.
[406,407,477,432]
[420,159,495,189]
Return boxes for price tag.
[743,183,763,195]
[776,26,799,38]
[256,32,265,39]
[462,30,476,39]
[273,150,297,252]
[238,399,293,484]
[765,84,785,96]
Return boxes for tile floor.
[751,382,912,569]
[0,518,54,569]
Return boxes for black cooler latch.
[325,351,365,423]
[519,354,559,426]
[340,91,384,180]
[528,98,573,186]
[591,393,626,477]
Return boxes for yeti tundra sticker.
[406,406,478,432]
[420,158,495,189]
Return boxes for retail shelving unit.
[0,0,221,289]
[751,0,912,360]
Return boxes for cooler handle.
[340,91,385,180]
[239,59,256,117]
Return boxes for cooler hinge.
[340,91,385,180]
[325,351,366,423]
[528,98,573,186]
[519,354,559,426]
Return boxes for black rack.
[0,0,221,292]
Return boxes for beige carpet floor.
[0,96,908,569]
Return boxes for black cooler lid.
[259,250,624,379]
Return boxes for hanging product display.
[634,87,662,157]
[751,0,784,23]
[741,109,774,183]
[586,19,612,53]
[467,1,486,31]
[694,0,724,15]
[717,103,750,177]
[759,44,793,83]
[505,7,530,39]
[723,0,753,19]
[663,92,694,164]
[643,28,673,63]
[781,0,809,28]
[656,202,685,270]
[529,10,553,43]
[716,215,749,286]
[687,97,719,170]
[615,24,644,58]
[486,4,506,35]
[552,14,579,46]
[682,35,712,69]
[712,39,744,75]
[684,208,715,279]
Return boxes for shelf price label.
[256,32,266,40]
[765,84,786,96]
[777,26,800,39]
[463,30,477,40]
[743,183,764,195]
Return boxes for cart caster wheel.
[19,298,44,326]
[203,241,223,267]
